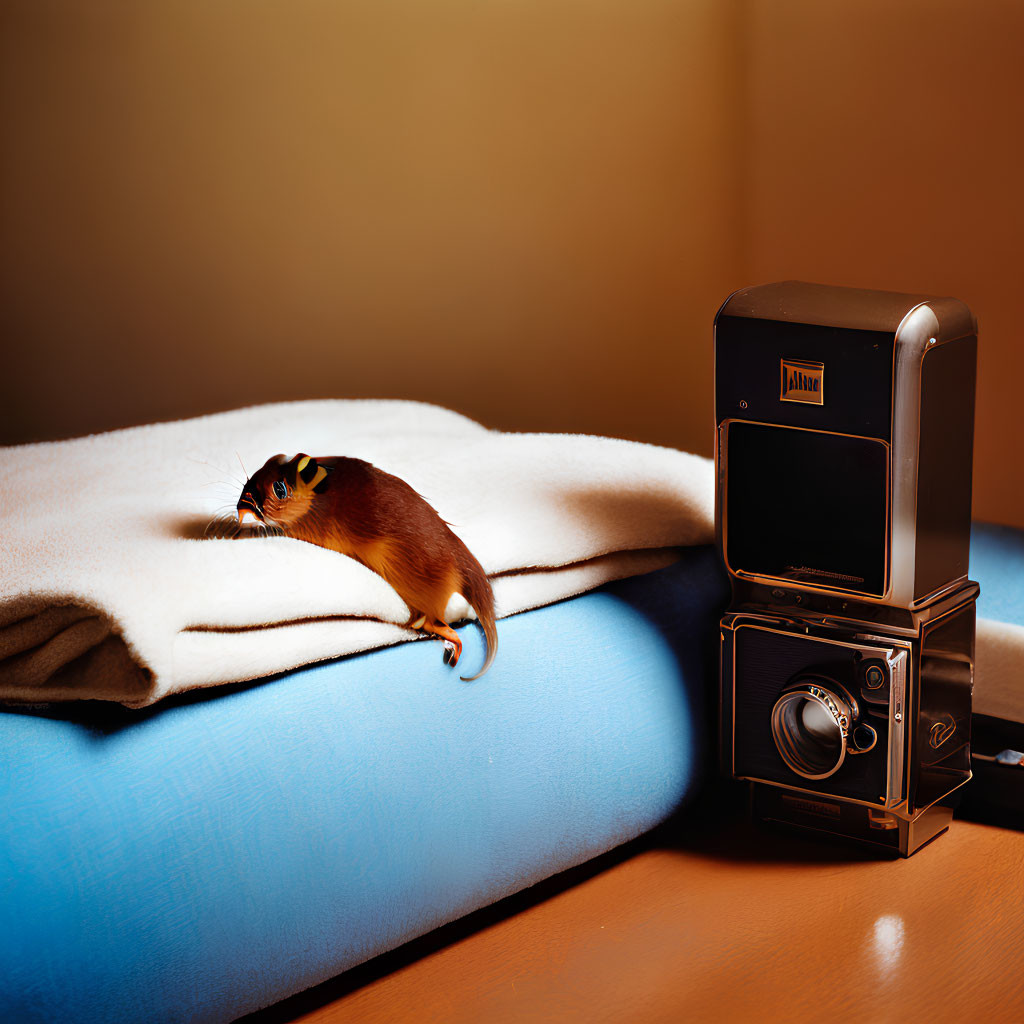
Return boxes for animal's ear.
[312,464,334,494]
[296,454,319,485]
[291,454,333,494]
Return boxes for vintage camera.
[715,281,979,856]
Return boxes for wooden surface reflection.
[253,791,1024,1023]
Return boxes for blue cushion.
[971,522,1024,628]
[0,546,728,1023]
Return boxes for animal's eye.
[272,480,288,500]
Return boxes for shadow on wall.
[738,0,1024,528]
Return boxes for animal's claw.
[443,640,458,666]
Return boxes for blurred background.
[2,0,1021,526]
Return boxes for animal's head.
[237,453,332,529]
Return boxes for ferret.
[235,453,497,680]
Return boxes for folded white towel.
[0,400,715,706]
[974,620,1024,722]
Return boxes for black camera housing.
[715,282,979,856]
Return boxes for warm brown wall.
[742,0,1024,527]
[4,2,1020,527]
[0,0,741,457]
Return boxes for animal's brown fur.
[237,454,497,680]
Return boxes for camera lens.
[771,683,851,780]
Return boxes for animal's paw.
[442,640,460,667]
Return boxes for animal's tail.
[457,548,498,682]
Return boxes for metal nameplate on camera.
[780,358,824,405]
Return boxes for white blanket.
[974,620,1024,722]
[0,400,715,706]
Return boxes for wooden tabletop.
[248,789,1024,1024]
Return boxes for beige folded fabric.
[974,619,1024,722]
[0,400,715,707]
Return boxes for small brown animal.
[236,454,497,680]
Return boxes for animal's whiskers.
[203,510,242,539]
[186,455,246,491]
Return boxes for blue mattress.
[0,547,729,1024]
[971,522,1024,628]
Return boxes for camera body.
[715,281,979,856]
